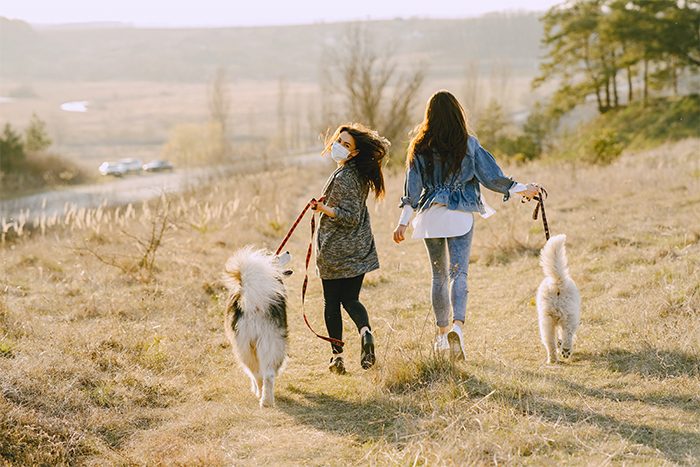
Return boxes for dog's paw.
[546,354,560,364]
[260,395,274,407]
[561,348,572,359]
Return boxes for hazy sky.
[1,0,563,27]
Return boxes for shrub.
[585,129,623,165]
[0,151,93,197]
[160,121,225,167]
[497,134,541,163]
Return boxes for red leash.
[276,198,344,348]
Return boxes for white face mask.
[331,142,353,163]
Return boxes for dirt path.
[0,151,326,225]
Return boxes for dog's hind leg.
[560,323,578,360]
[540,315,558,363]
[251,375,262,398]
[242,368,261,397]
[260,371,275,407]
[240,344,262,398]
[556,326,563,354]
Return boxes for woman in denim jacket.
[393,90,538,359]
[312,123,389,375]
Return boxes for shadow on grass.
[498,383,700,464]
[577,348,700,379]
[278,349,699,464]
[275,388,408,443]
[275,358,494,445]
[542,370,700,415]
[500,360,700,464]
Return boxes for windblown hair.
[407,90,470,180]
[323,123,389,200]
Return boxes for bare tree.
[489,57,511,110]
[292,90,302,150]
[313,50,341,139]
[248,105,257,140]
[76,197,173,282]
[330,23,427,146]
[461,58,481,119]
[276,74,288,149]
[207,66,231,160]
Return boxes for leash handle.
[529,184,550,241]
[275,197,321,256]
[276,198,344,348]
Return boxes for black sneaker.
[329,355,347,375]
[360,331,375,369]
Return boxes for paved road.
[1,151,327,225]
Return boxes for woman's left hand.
[312,201,335,218]
[393,224,407,243]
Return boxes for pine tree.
[534,0,699,116]
[24,113,52,152]
[0,123,26,172]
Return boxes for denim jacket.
[399,136,516,216]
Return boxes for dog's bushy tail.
[539,234,571,284]
[223,246,286,314]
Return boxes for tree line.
[535,0,699,117]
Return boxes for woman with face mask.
[311,123,389,375]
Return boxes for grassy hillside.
[554,94,700,164]
[1,138,698,465]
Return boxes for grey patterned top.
[315,160,380,280]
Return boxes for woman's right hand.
[520,183,540,200]
[393,224,407,243]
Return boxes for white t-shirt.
[398,183,527,239]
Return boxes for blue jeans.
[423,229,474,328]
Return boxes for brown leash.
[524,184,550,241]
[276,198,344,348]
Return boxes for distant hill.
[0,13,544,83]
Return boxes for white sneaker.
[434,333,449,351]
[447,326,465,361]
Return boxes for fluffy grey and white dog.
[222,247,291,407]
[536,234,580,363]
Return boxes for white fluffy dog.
[537,234,580,363]
[222,247,291,407]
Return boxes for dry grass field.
[1,138,699,466]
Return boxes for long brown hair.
[407,90,470,180]
[323,123,389,200]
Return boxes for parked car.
[99,161,126,176]
[142,160,175,172]
[118,158,143,174]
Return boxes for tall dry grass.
[1,139,698,466]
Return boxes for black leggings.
[322,274,371,355]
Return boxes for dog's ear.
[277,251,291,268]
